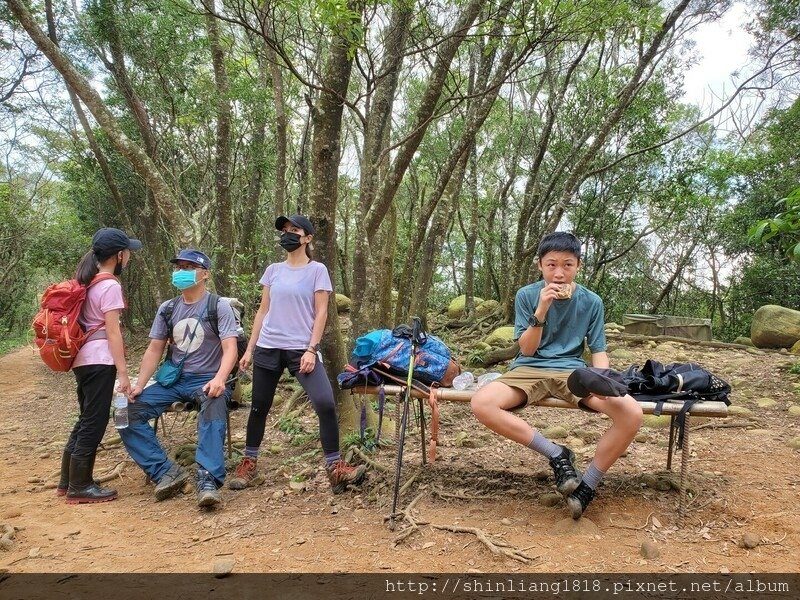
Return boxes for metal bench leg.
[678,413,691,525]
[389,392,412,531]
[667,415,675,470]
[418,398,427,466]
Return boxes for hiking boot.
[228,457,264,490]
[154,463,190,501]
[549,444,582,496]
[65,455,117,504]
[327,460,367,494]
[196,468,222,508]
[567,481,595,519]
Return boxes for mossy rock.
[475,299,500,317]
[786,437,800,450]
[734,336,754,347]
[642,415,671,429]
[609,348,635,361]
[751,304,800,348]
[539,493,563,507]
[787,406,800,417]
[336,294,351,313]
[447,294,484,320]
[728,405,754,417]
[756,397,777,408]
[484,326,515,347]
[542,425,569,439]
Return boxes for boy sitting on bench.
[471,232,643,519]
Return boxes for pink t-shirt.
[72,278,125,368]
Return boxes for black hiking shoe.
[549,445,581,496]
[154,463,189,501]
[196,468,221,508]
[567,481,595,519]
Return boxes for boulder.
[475,299,500,317]
[733,336,754,347]
[791,340,800,355]
[335,294,351,313]
[751,305,800,348]
[483,326,515,347]
[447,295,484,320]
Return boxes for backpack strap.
[207,292,220,337]
[160,296,181,341]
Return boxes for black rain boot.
[58,450,102,496]
[56,450,71,496]
[65,455,117,504]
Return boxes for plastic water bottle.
[477,371,503,389]
[113,394,129,429]
[452,371,475,390]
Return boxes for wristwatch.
[529,314,546,328]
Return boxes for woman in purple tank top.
[231,215,367,493]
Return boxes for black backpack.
[160,293,248,382]
[621,360,731,448]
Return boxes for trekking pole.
[388,316,424,530]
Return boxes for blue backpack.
[347,327,459,386]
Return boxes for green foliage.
[789,362,800,375]
[341,427,379,451]
[749,186,800,261]
[277,414,304,436]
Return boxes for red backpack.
[32,273,119,371]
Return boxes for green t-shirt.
[511,281,607,370]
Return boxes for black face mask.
[279,232,302,253]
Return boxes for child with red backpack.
[56,228,141,503]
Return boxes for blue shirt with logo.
[511,281,607,370]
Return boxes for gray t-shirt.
[511,281,607,370]
[149,292,239,374]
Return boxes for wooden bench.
[350,385,728,521]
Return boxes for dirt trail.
[1,341,799,574]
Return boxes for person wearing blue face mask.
[119,249,239,508]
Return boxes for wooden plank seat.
[349,384,728,521]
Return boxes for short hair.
[536,231,582,261]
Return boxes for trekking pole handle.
[410,316,424,347]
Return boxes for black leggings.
[67,364,117,459]
[246,349,339,455]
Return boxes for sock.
[324,451,341,467]
[582,462,606,490]
[244,446,259,459]
[527,431,562,459]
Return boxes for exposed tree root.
[352,447,390,473]
[391,489,534,563]
[428,523,534,563]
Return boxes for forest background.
[2,0,799,397]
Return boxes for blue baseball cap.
[170,249,211,269]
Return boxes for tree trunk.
[6,0,188,244]
[308,4,361,436]
[350,0,483,337]
[241,43,268,274]
[410,151,470,328]
[205,11,233,295]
